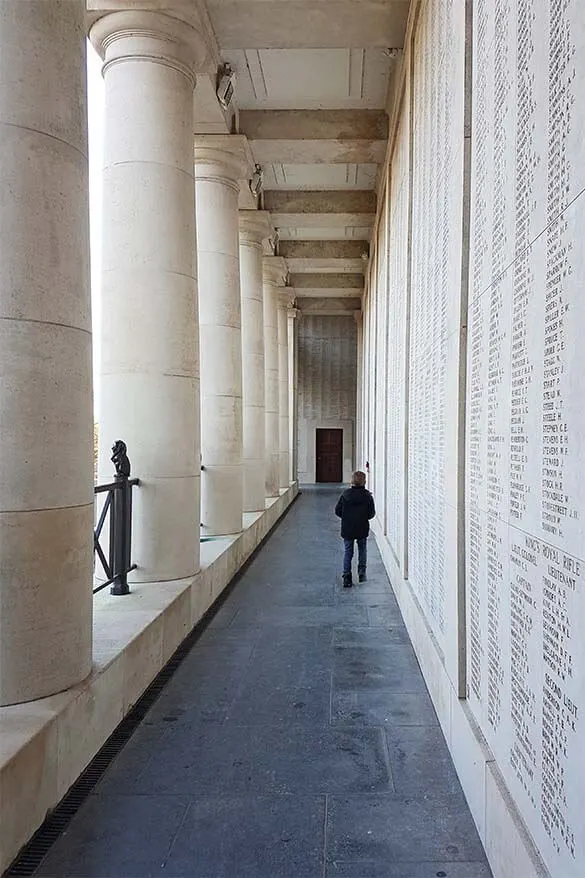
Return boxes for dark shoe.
[358,572,367,583]
[342,573,353,588]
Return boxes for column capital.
[263,256,288,287]
[278,290,296,309]
[194,134,253,191]
[90,11,209,85]
[287,307,301,320]
[239,210,272,248]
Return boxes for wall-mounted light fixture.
[216,63,235,109]
[249,164,263,197]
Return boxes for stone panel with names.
[385,102,410,566]
[298,316,357,423]
[466,1,585,873]
[409,0,465,672]
[375,200,389,528]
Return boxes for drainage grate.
[4,491,300,877]
[3,624,201,877]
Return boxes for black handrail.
[93,440,139,596]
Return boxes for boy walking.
[334,471,376,588]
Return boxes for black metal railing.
[93,440,139,596]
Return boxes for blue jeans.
[343,538,367,576]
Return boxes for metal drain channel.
[4,492,300,877]
[3,627,198,878]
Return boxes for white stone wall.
[466,1,585,873]
[361,0,585,876]
[298,315,357,483]
[384,92,410,573]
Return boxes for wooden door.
[315,429,343,482]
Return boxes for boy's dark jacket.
[335,486,376,539]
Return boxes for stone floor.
[33,486,492,878]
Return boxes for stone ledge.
[371,520,550,878]
[0,483,298,874]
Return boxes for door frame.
[315,427,344,483]
[298,418,354,484]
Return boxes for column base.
[0,504,93,706]
[201,464,243,535]
[244,458,267,513]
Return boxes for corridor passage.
[34,488,491,878]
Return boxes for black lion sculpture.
[111,440,131,479]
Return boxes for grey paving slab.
[143,644,253,721]
[339,582,394,595]
[192,624,262,649]
[332,690,439,727]
[333,645,428,693]
[181,641,258,665]
[92,723,169,797]
[158,795,325,877]
[367,605,407,627]
[335,593,400,610]
[385,725,464,796]
[326,793,488,873]
[35,794,189,877]
[231,604,370,627]
[242,650,333,687]
[232,580,337,607]
[127,724,393,795]
[252,623,334,650]
[207,603,241,629]
[361,593,400,607]
[31,486,491,878]
[334,626,410,647]
[328,861,493,877]
[226,681,331,726]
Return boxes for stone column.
[262,258,288,496]
[195,137,248,534]
[277,292,294,489]
[239,211,272,512]
[0,1,93,705]
[288,307,300,484]
[91,12,205,581]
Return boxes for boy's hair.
[351,470,366,487]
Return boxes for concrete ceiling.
[88,0,410,312]
[204,0,409,311]
[206,1,410,50]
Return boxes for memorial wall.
[366,266,379,498]
[297,315,357,483]
[466,1,585,873]
[384,96,410,571]
[361,0,585,874]
[407,0,465,680]
[375,198,389,528]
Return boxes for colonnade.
[0,4,297,707]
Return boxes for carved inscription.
[467,1,584,873]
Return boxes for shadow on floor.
[31,486,492,878]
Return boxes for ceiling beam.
[241,110,388,164]
[297,297,362,314]
[279,240,369,259]
[265,190,376,214]
[285,258,365,274]
[293,288,365,299]
[207,1,410,50]
[270,213,375,230]
[241,110,388,141]
[290,272,364,289]
[266,190,376,234]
